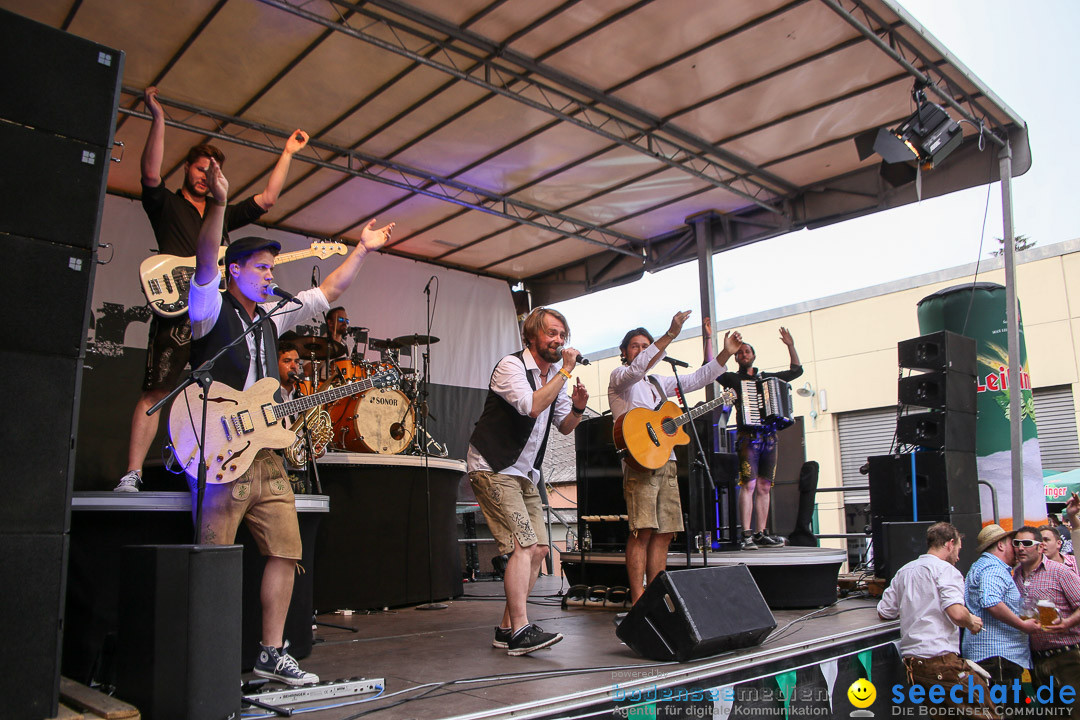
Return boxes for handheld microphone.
[556,347,591,366]
[662,355,689,368]
[268,283,303,306]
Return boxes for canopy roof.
[13,0,1028,303]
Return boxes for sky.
[552,0,1080,355]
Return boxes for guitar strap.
[647,375,667,411]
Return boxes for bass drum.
[330,388,415,454]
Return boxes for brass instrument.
[284,405,334,467]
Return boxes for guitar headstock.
[370,368,400,389]
[309,242,349,259]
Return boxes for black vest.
[470,351,554,473]
[190,291,281,393]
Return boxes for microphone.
[556,347,591,366]
[268,283,303,306]
[424,275,436,294]
[287,370,304,383]
[662,355,689,368]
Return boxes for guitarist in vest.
[185,158,394,685]
[115,86,310,492]
[717,328,803,550]
[467,307,589,656]
[607,311,741,605]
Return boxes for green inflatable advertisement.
[917,283,1044,529]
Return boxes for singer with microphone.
[608,310,741,604]
[466,307,588,656]
[183,158,394,686]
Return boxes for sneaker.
[739,533,759,551]
[254,641,320,686]
[507,623,563,656]
[492,626,512,649]
[113,470,142,492]
[753,531,784,548]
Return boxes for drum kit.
[282,329,447,459]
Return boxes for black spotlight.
[855,82,964,185]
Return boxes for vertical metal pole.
[689,211,720,398]
[999,141,1024,525]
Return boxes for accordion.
[737,377,794,431]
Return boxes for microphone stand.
[148,296,294,544]
[416,277,446,611]
[668,361,716,570]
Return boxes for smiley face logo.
[847,678,876,709]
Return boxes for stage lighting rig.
[855,83,964,183]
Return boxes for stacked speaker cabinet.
[869,331,979,579]
[0,9,122,718]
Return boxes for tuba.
[284,406,334,467]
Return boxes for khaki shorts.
[469,471,547,555]
[623,460,683,534]
[189,449,302,560]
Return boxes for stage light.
[855,83,964,186]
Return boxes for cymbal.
[369,338,404,351]
[393,334,440,346]
[289,335,346,360]
[398,367,416,374]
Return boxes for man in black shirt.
[115,86,309,491]
[717,328,802,550]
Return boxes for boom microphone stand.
[665,357,716,569]
[416,276,447,611]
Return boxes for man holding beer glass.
[1012,525,1080,717]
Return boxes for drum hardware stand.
[416,276,447,611]
[666,359,716,569]
[149,297,295,544]
[298,412,322,495]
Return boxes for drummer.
[326,306,349,347]
[323,306,353,382]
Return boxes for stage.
[245,575,903,719]
[562,547,847,609]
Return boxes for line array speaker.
[897,331,976,375]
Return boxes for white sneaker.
[113,470,142,492]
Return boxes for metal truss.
[255,0,789,215]
[118,91,644,258]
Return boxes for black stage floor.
[245,575,899,719]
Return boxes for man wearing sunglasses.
[962,524,1041,689]
[877,522,997,716]
[1012,525,1080,715]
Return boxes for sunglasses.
[1012,539,1038,547]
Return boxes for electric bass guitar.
[169,369,399,484]
[612,389,737,471]
[140,241,348,317]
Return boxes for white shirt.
[877,553,966,658]
[607,343,724,461]
[189,274,330,390]
[466,351,572,484]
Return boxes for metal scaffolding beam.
[118,93,644,258]
[255,0,788,215]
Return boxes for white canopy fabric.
[10,0,1027,303]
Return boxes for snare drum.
[330,388,415,454]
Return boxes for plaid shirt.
[963,552,1030,668]
[1014,557,1080,650]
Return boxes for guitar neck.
[274,248,317,265]
[274,377,378,419]
[671,393,732,428]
